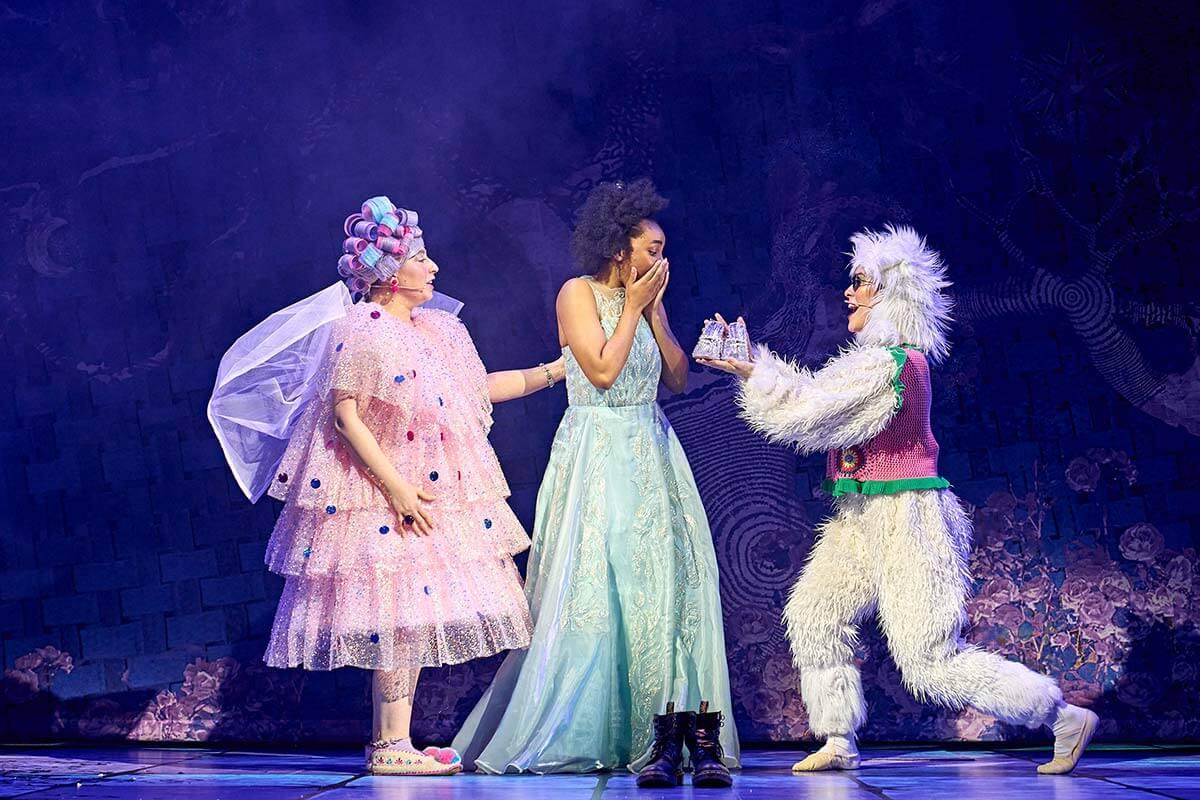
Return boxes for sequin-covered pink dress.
[262,301,533,671]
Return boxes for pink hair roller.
[343,213,365,237]
[342,237,368,255]
[376,236,407,255]
[337,253,358,278]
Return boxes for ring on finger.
[403,515,415,526]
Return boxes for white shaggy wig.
[848,224,953,364]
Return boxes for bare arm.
[487,357,567,403]
[332,397,435,535]
[645,303,688,393]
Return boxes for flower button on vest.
[838,446,865,475]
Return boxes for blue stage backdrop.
[2,0,1198,744]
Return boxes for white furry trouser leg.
[784,509,874,737]
[875,492,1062,728]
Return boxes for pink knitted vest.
[823,347,950,497]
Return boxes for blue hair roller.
[359,243,383,268]
[362,197,393,222]
[377,212,399,237]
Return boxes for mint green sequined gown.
[453,279,740,774]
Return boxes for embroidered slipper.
[365,739,462,776]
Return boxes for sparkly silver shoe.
[722,319,751,361]
[693,318,727,359]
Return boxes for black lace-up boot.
[637,702,692,788]
[685,701,733,788]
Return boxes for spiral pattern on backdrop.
[663,383,813,611]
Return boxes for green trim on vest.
[885,346,909,410]
[822,476,952,497]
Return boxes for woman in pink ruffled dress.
[209,197,564,775]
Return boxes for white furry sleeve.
[736,344,902,454]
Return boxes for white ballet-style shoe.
[793,737,862,773]
[1038,704,1099,775]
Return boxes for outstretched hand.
[696,313,755,379]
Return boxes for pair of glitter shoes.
[693,318,751,362]
[366,739,463,776]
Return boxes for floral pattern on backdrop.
[4,450,1196,743]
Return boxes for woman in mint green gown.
[452,180,740,774]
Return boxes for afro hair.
[570,179,668,275]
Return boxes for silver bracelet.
[537,362,555,388]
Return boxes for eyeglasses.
[850,275,874,290]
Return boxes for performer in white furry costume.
[700,225,1098,775]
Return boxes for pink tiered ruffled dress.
[262,301,533,671]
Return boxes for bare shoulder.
[558,277,595,301]
[556,277,599,316]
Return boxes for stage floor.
[2,744,1199,799]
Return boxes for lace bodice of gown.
[563,278,661,407]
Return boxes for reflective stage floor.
[3,744,1198,799]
